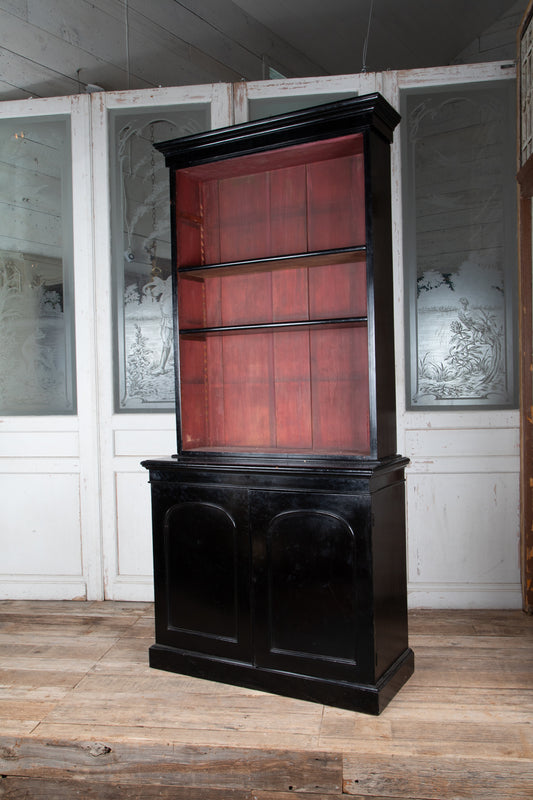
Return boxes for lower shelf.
[149,643,415,716]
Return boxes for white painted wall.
[452,0,526,63]
[0,65,521,607]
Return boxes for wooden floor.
[0,602,532,800]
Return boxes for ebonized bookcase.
[142,93,414,714]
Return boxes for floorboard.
[0,601,531,800]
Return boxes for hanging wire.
[125,0,131,89]
[149,122,160,279]
[361,0,375,73]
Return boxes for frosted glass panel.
[0,117,75,414]
[520,13,533,165]
[110,105,210,411]
[402,81,517,409]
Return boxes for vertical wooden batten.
[518,0,533,613]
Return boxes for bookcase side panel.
[175,173,203,267]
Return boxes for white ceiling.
[0,0,526,102]
[232,0,524,74]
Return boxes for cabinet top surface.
[154,92,400,169]
[141,453,409,475]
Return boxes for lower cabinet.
[143,458,414,715]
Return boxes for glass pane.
[110,105,210,411]
[0,116,75,414]
[402,81,517,409]
[248,92,355,121]
[520,15,533,166]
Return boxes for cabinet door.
[250,490,374,682]
[151,482,251,662]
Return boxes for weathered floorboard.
[0,739,342,793]
[343,753,533,799]
[0,778,253,799]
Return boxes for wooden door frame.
[518,0,533,613]
[518,163,533,613]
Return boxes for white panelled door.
[0,94,100,599]
[91,85,234,600]
[384,64,521,609]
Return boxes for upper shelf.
[178,246,366,279]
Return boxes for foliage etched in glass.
[110,106,210,411]
[402,82,517,408]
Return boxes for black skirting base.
[149,644,415,716]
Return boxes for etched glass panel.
[110,105,210,411]
[520,13,533,166]
[402,81,517,409]
[0,117,75,414]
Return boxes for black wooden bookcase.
[142,93,414,715]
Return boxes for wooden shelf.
[179,315,368,337]
[178,246,366,279]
